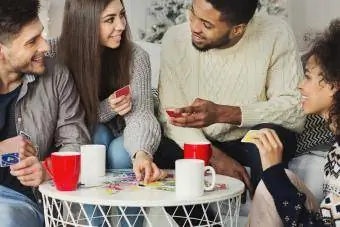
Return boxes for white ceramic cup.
[175,159,216,198]
[80,144,106,185]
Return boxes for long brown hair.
[58,0,132,130]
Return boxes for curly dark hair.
[309,19,340,138]
[0,0,40,43]
[206,0,259,25]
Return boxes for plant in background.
[258,0,288,18]
[139,0,191,43]
[140,0,287,43]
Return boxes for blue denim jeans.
[84,124,143,227]
[0,186,44,227]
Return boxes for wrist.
[133,150,152,161]
[210,146,225,162]
[217,105,241,125]
[262,160,282,171]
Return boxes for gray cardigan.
[48,40,161,158]
[98,44,161,157]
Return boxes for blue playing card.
[1,153,20,167]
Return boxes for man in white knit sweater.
[157,0,305,198]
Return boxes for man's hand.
[0,136,38,159]
[250,129,283,171]
[169,98,219,128]
[210,146,253,194]
[10,156,49,187]
[108,94,132,116]
[133,151,167,184]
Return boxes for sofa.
[136,40,330,224]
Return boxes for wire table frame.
[39,173,244,227]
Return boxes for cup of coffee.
[43,152,80,191]
[80,145,106,186]
[175,159,216,198]
[184,142,212,165]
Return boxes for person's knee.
[92,124,114,147]
[107,136,132,169]
[0,204,42,227]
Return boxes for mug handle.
[204,166,216,191]
[42,157,54,179]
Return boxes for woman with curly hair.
[248,19,340,226]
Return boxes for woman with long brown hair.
[58,0,165,226]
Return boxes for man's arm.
[239,23,305,132]
[170,98,242,127]
[53,65,90,152]
[171,23,305,132]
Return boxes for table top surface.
[39,170,245,207]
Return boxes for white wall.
[49,0,65,38]
[45,0,340,49]
[46,0,149,39]
[289,0,340,50]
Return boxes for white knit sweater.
[158,13,305,147]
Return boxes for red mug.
[184,142,212,165]
[43,152,81,191]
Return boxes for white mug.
[175,159,216,198]
[80,144,106,185]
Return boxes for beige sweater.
[158,13,305,148]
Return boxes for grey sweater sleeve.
[98,98,117,123]
[123,44,161,158]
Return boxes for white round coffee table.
[39,170,244,227]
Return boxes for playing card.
[165,110,182,118]
[19,131,31,141]
[19,131,39,153]
[0,152,19,167]
[114,85,131,98]
[241,130,259,143]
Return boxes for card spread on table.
[0,153,19,167]
[114,85,131,98]
[241,130,259,143]
[139,179,176,192]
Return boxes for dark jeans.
[153,123,297,226]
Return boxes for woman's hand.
[250,129,284,171]
[108,94,132,116]
[132,151,167,184]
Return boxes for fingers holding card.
[241,130,259,143]
[114,85,131,98]
[165,109,182,118]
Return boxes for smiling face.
[189,0,246,51]
[99,0,126,49]
[0,19,49,75]
[299,55,337,118]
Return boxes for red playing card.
[166,110,182,118]
[114,85,131,98]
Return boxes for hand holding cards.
[165,109,182,118]
[241,130,259,143]
[0,153,19,167]
[241,128,283,171]
[114,85,131,98]
[109,85,132,116]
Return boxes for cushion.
[289,153,327,203]
[296,114,335,155]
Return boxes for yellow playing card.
[241,130,259,143]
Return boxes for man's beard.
[192,31,232,52]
